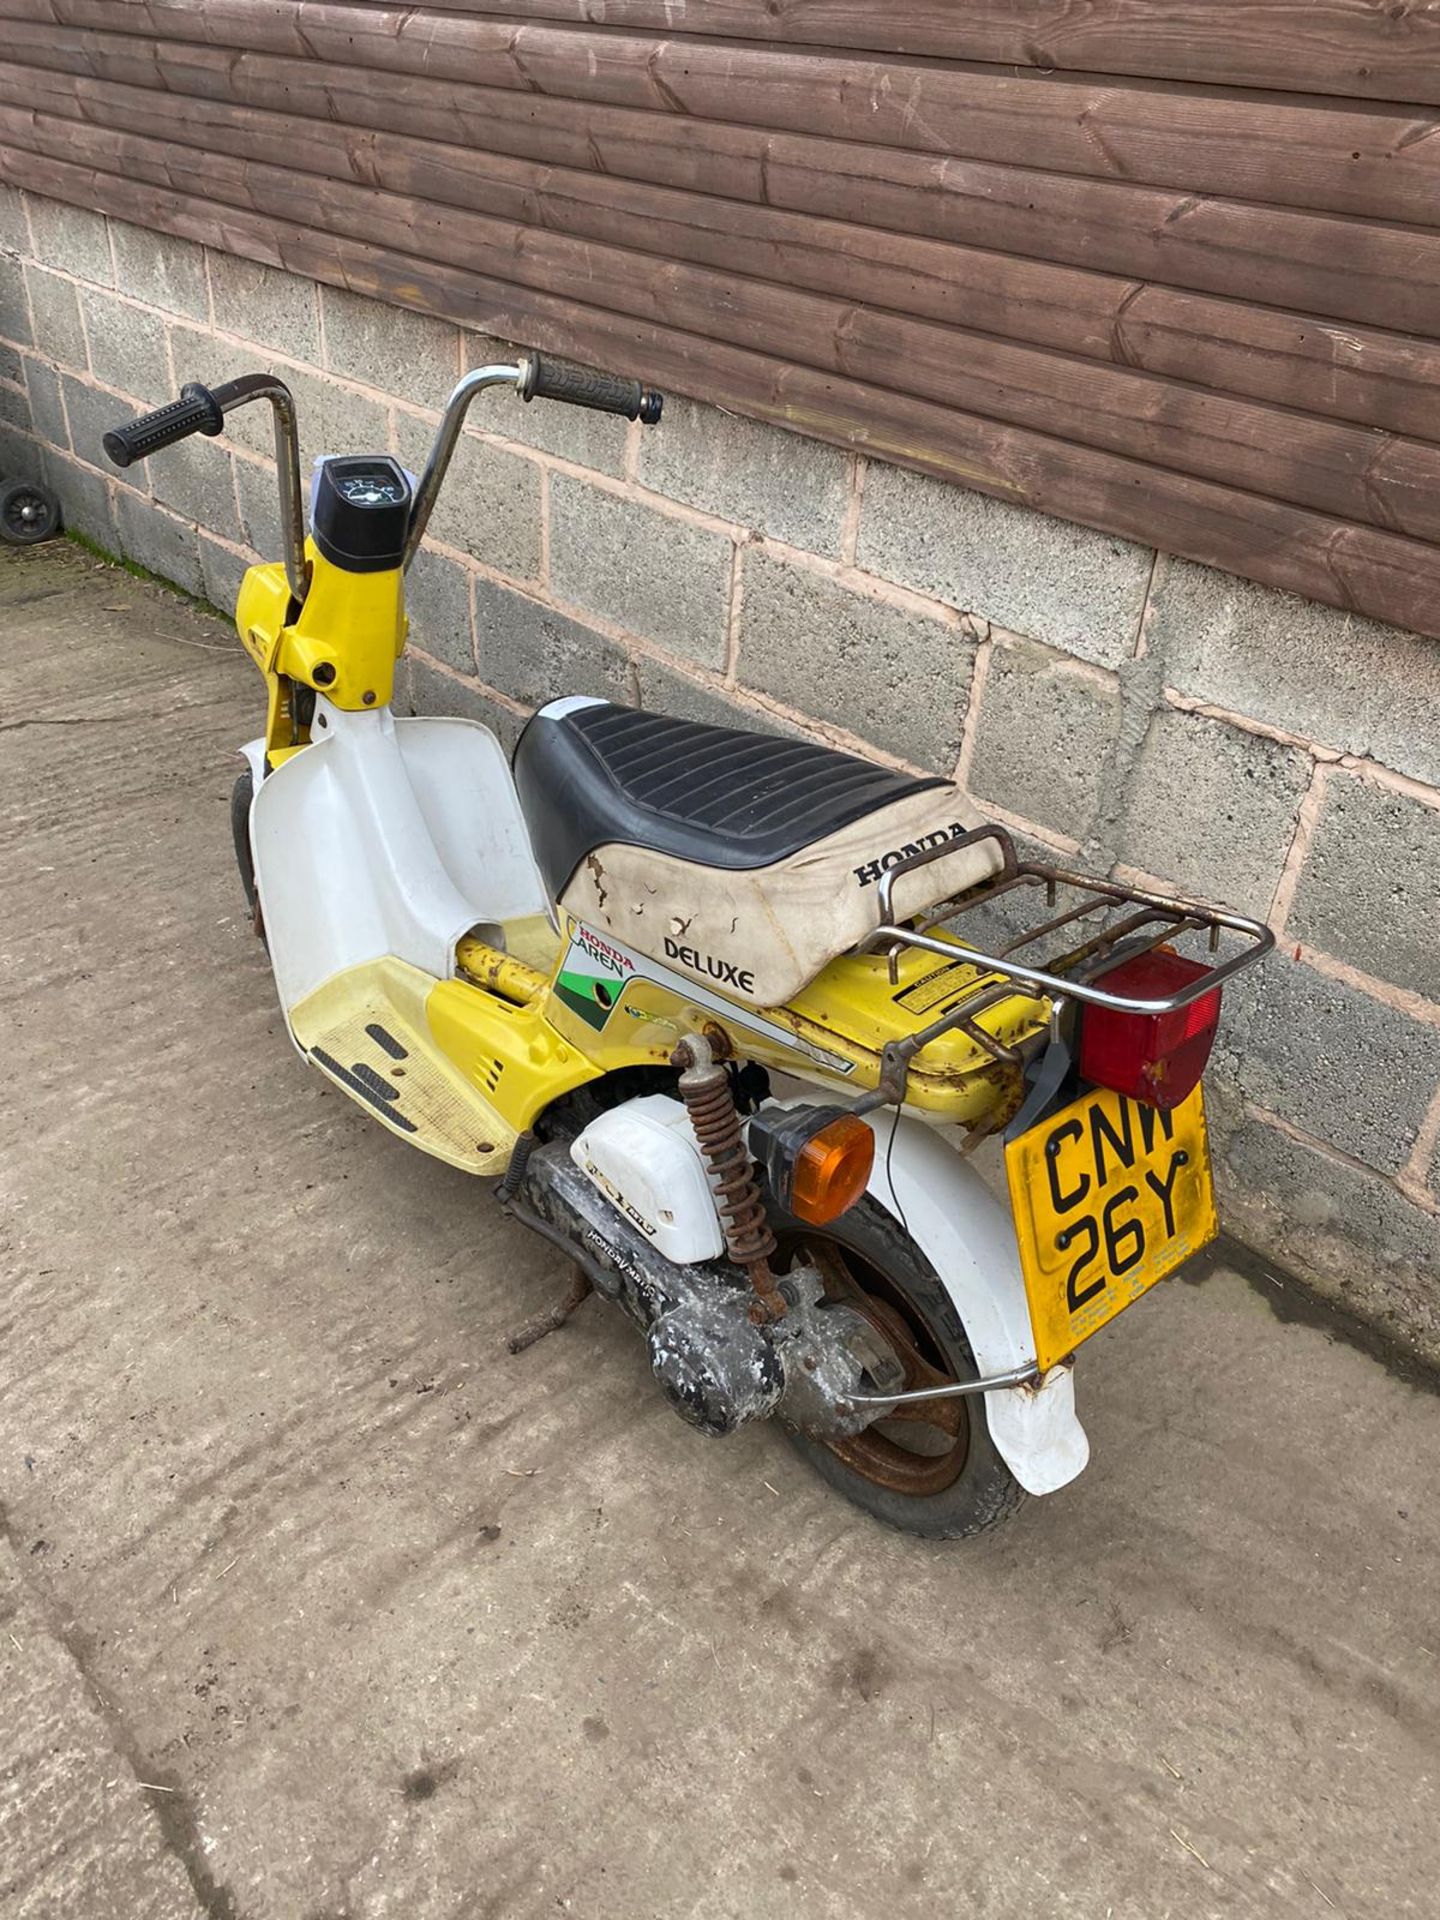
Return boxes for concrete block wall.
[4,189,1437,1354]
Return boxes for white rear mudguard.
[862,1112,1089,1496]
[245,699,548,1029]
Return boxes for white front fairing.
[860,1111,1090,1496]
[247,699,548,1029]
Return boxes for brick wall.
[4,190,1437,1354]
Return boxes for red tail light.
[1078,949,1221,1111]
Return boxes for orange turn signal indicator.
[748,1104,876,1228]
[791,1113,875,1225]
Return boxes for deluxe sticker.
[662,935,756,995]
[553,922,856,1072]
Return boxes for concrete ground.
[2,539,1437,1920]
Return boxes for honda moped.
[103,358,1271,1538]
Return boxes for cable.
[884,1098,912,1245]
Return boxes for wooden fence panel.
[6,7,1440,224]
[3,0,1439,638]
[9,0,1440,105]
[8,65,1440,444]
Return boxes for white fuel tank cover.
[571,1094,725,1265]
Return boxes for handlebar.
[102,351,664,591]
[103,382,225,466]
[102,374,309,605]
[402,353,663,569]
[519,353,663,424]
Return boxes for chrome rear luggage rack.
[854,824,1273,1109]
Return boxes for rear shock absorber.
[671,1034,786,1325]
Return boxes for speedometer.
[334,468,408,508]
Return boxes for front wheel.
[772,1198,1026,1540]
[230,768,265,945]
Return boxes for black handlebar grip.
[521,354,663,424]
[102,381,226,469]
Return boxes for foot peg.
[506,1267,592,1354]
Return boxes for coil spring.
[676,1058,777,1270]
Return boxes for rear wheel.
[772,1198,1026,1539]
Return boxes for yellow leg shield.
[289,958,516,1175]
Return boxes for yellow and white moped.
[104,358,1270,1538]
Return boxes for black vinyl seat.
[513,700,946,899]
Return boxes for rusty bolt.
[701,1021,734,1061]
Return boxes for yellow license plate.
[1005,1082,1217,1371]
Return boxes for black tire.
[230,769,266,946]
[772,1196,1027,1540]
[0,480,61,545]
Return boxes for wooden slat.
[344,0,1440,106]
[9,103,1440,548]
[7,2,1440,226]
[8,144,1439,643]
[11,60,1440,443]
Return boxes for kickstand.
[506,1267,593,1355]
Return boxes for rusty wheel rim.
[778,1235,971,1498]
